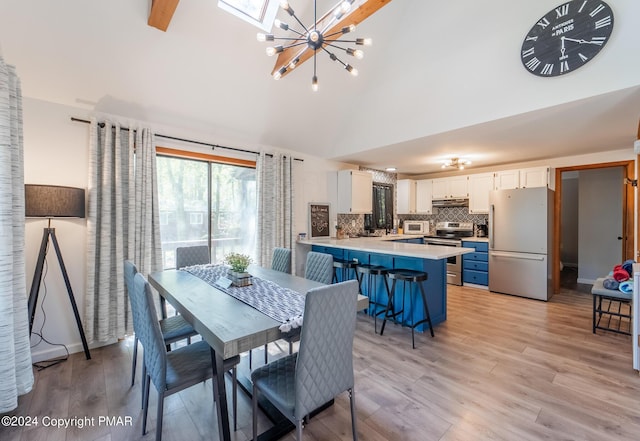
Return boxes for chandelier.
[441,158,472,170]
[257,0,373,91]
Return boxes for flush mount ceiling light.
[257,0,377,91]
[441,158,472,170]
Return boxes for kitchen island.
[297,236,474,332]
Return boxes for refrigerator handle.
[490,252,546,261]
[489,204,494,249]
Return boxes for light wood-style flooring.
[3,285,639,441]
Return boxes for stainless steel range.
[424,222,474,286]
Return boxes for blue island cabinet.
[462,241,489,287]
[311,245,447,332]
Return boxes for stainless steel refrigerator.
[489,187,554,301]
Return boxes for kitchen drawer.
[464,251,488,262]
[463,260,488,272]
[462,241,488,252]
[463,270,488,286]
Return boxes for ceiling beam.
[148,0,181,32]
[272,0,392,78]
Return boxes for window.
[189,212,204,225]
[156,154,257,269]
[372,183,394,230]
[218,0,279,31]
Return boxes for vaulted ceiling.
[1,0,639,175]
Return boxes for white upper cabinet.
[520,166,552,189]
[337,170,373,214]
[397,179,417,214]
[432,176,469,199]
[415,179,433,214]
[494,170,520,190]
[468,173,494,214]
[494,166,553,190]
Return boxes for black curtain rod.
[70,117,303,162]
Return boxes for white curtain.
[85,120,163,343]
[0,55,34,413]
[256,152,299,269]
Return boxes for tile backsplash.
[338,207,488,237]
[334,167,488,237]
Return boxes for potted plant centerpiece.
[225,252,253,287]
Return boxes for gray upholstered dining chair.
[175,245,210,268]
[134,273,241,441]
[304,251,334,285]
[273,251,334,359]
[252,247,294,368]
[124,260,197,395]
[271,247,292,274]
[251,280,359,441]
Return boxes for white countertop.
[298,235,475,260]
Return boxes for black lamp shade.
[25,184,86,218]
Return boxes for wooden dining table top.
[148,264,369,360]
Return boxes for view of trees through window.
[156,155,257,269]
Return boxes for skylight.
[218,0,279,32]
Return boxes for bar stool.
[333,258,357,284]
[380,269,434,348]
[355,264,391,333]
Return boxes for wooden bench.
[591,278,632,335]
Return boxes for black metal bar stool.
[355,264,391,333]
[333,258,357,284]
[380,268,434,348]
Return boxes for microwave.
[403,220,429,234]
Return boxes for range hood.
[432,198,469,208]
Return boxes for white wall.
[577,168,624,284]
[23,98,91,362]
[561,175,579,267]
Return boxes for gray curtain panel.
[256,152,299,270]
[85,119,163,343]
[0,55,34,413]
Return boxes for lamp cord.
[30,242,70,370]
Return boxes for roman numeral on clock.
[522,47,535,58]
[525,57,542,71]
[594,15,612,29]
[590,4,606,17]
[591,36,606,45]
[556,4,570,18]
[541,64,554,75]
[578,1,588,13]
[560,60,570,73]
[579,53,589,62]
[537,17,550,29]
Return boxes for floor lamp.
[25,184,91,360]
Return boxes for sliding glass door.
[156,155,256,269]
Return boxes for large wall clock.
[521,0,614,77]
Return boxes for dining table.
[149,264,368,441]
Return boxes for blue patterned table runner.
[183,264,304,331]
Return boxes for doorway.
[553,161,635,293]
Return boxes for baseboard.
[31,338,117,363]
[577,277,596,285]
[463,283,489,290]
